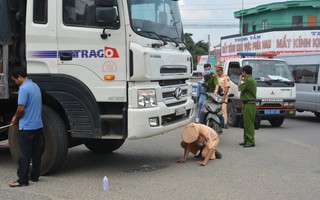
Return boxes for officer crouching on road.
[176,123,222,166]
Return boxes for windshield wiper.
[159,35,179,47]
[137,31,168,47]
[172,37,188,50]
[274,79,293,85]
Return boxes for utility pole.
[241,0,244,51]
[208,34,211,55]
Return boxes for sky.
[179,0,294,49]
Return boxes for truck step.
[101,134,124,139]
[100,114,123,121]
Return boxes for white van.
[276,53,320,118]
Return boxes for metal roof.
[234,0,320,18]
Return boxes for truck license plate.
[175,107,186,116]
[264,110,280,114]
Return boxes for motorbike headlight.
[212,94,224,103]
[138,89,157,108]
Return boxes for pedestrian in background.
[216,65,230,129]
[9,67,43,187]
[176,123,221,166]
[238,65,257,148]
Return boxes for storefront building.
[220,0,320,62]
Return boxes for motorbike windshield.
[128,0,183,41]
[242,60,294,86]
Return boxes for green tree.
[184,33,209,69]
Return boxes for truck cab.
[223,53,296,128]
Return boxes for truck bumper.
[127,98,196,139]
[257,108,296,119]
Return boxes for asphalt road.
[0,112,319,200]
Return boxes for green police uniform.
[239,75,257,145]
[204,74,219,101]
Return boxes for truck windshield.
[128,0,183,41]
[243,60,294,83]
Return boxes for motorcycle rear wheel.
[206,119,222,134]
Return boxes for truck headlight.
[138,89,157,108]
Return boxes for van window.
[63,0,120,29]
[289,65,319,84]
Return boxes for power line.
[183,24,239,29]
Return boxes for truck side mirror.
[96,7,117,25]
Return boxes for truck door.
[57,0,126,101]
[26,0,58,73]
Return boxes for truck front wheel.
[8,105,68,175]
[85,139,125,154]
[315,112,320,118]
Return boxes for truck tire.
[206,119,221,134]
[227,102,239,127]
[315,112,320,118]
[268,117,284,127]
[85,139,125,154]
[8,105,68,175]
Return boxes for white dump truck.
[0,0,195,174]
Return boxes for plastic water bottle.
[103,176,109,191]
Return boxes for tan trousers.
[222,96,228,125]
[181,137,219,160]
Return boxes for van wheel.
[315,112,320,118]
[85,139,125,154]
[268,117,284,127]
[9,105,68,175]
[254,116,261,130]
[227,102,239,127]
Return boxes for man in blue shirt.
[9,67,43,187]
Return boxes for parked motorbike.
[198,92,224,134]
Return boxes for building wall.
[236,0,320,34]
[242,8,320,33]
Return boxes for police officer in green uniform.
[197,63,220,122]
[203,63,219,101]
[238,65,257,148]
